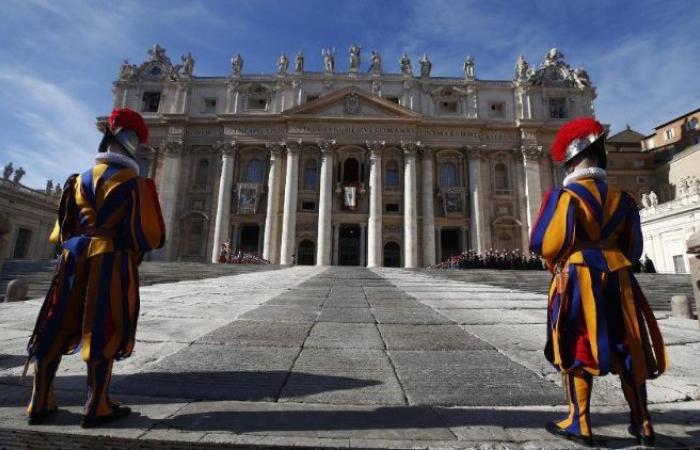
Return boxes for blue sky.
[1,0,698,187]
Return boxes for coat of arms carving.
[344,93,361,115]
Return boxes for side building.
[639,108,700,273]
[105,45,596,267]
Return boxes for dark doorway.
[338,225,361,266]
[12,228,32,259]
[383,241,401,267]
[297,240,315,265]
[440,228,460,261]
[239,225,260,253]
[343,158,360,183]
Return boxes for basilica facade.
[105,45,596,267]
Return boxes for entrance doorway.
[338,224,361,266]
[440,228,460,261]
[383,241,401,267]
[239,225,260,253]
[297,240,315,265]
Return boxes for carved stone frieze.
[317,139,336,153]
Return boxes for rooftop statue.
[181,52,195,78]
[295,50,304,73]
[400,53,412,77]
[322,47,335,74]
[12,166,25,184]
[419,53,431,78]
[231,53,243,77]
[3,162,13,180]
[369,50,381,74]
[515,55,529,81]
[277,52,289,76]
[349,43,361,72]
[463,55,475,80]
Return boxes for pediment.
[285,87,421,119]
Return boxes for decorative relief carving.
[317,139,336,153]
[521,145,543,162]
[215,140,237,157]
[344,93,361,114]
[285,139,302,154]
[266,143,285,158]
[400,141,418,157]
[466,146,483,160]
[366,140,385,157]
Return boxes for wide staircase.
[423,268,695,313]
[0,259,279,301]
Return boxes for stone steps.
[0,259,279,301]
[422,269,695,312]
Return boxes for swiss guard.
[529,117,666,446]
[25,108,165,428]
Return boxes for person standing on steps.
[529,117,667,447]
[25,108,165,428]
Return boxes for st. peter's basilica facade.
[105,45,596,267]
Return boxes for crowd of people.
[218,242,270,264]
[433,248,657,273]
[433,249,546,270]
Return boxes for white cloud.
[0,67,99,187]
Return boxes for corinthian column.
[211,141,237,263]
[521,145,544,236]
[366,140,384,267]
[419,144,436,266]
[402,141,418,268]
[262,144,284,263]
[154,140,184,261]
[467,146,484,253]
[280,140,301,265]
[316,139,335,265]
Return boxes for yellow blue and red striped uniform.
[529,176,666,439]
[26,161,165,418]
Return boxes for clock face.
[143,62,166,79]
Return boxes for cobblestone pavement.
[0,266,698,449]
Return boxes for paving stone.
[371,307,451,324]
[305,323,383,349]
[238,305,320,322]
[324,297,369,308]
[318,307,375,323]
[437,308,547,325]
[379,324,493,351]
[198,320,313,347]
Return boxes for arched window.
[297,240,315,265]
[385,160,399,186]
[343,158,360,183]
[303,159,318,189]
[440,162,458,187]
[245,158,263,182]
[194,158,209,188]
[494,163,509,190]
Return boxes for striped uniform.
[27,161,165,418]
[529,176,666,439]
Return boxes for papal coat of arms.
[344,93,361,115]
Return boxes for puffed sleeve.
[529,188,576,268]
[618,192,643,262]
[127,177,165,253]
[49,174,80,245]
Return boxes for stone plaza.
[0,266,698,449]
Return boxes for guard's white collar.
[563,167,606,186]
[95,152,140,174]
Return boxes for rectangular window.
[636,176,649,185]
[632,160,645,168]
[672,255,687,273]
[664,128,675,140]
[202,97,217,113]
[549,98,567,119]
[439,100,458,113]
[301,200,316,211]
[385,203,400,213]
[141,91,161,113]
[248,97,268,110]
[306,95,319,103]
[385,96,400,104]
[489,102,505,118]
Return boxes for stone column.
[316,140,335,265]
[467,147,484,253]
[420,145,436,266]
[231,224,240,252]
[211,142,237,263]
[435,226,442,262]
[402,141,419,268]
[262,144,284,263]
[154,140,184,261]
[366,140,384,267]
[521,145,544,236]
[461,226,469,253]
[280,141,301,265]
[359,222,367,267]
[512,149,530,252]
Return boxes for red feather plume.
[108,108,149,144]
[550,117,604,162]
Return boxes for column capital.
[366,140,385,158]
[317,139,336,153]
[400,140,419,157]
[266,143,285,159]
[215,140,238,157]
[285,139,302,154]
[465,145,484,160]
[417,143,436,159]
[160,139,185,157]
[521,145,543,162]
